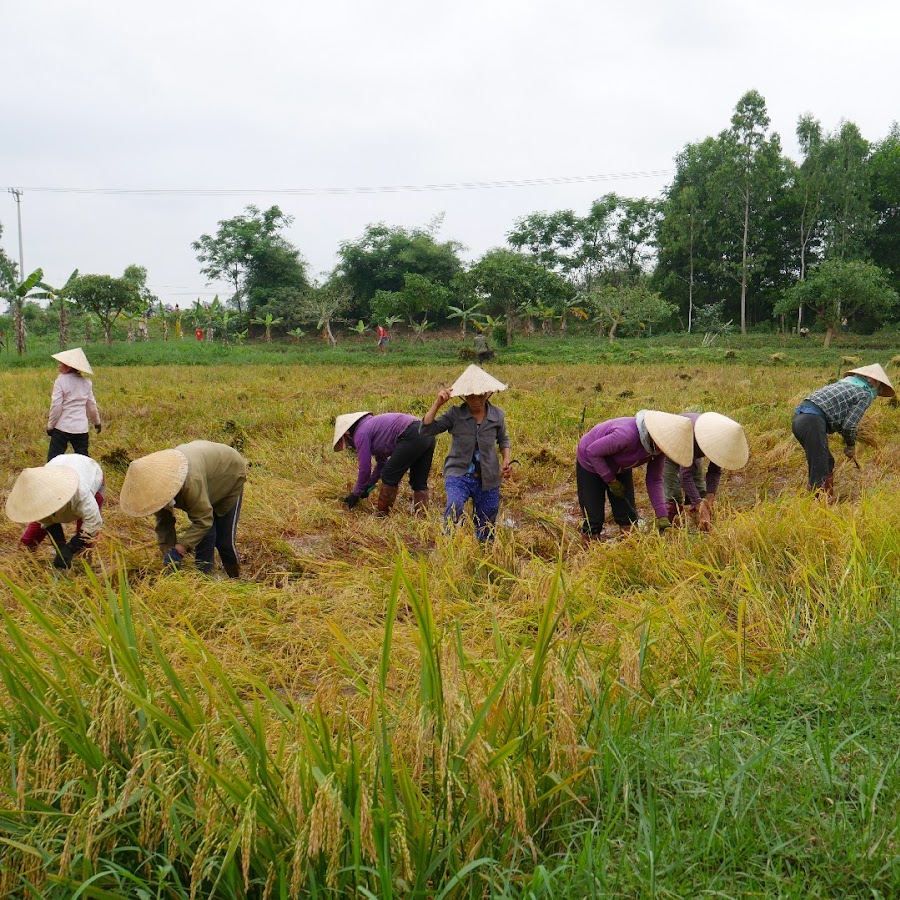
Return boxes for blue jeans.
[443,475,500,542]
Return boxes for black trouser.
[792,411,833,488]
[576,462,637,535]
[193,490,243,575]
[380,422,436,491]
[48,429,89,461]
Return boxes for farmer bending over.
[334,411,436,514]
[120,440,248,577]
[7,453,105,569]
[792,363,894,500]
[577,410,694,539]
[663,412,749,531]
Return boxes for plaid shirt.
[804,379,875,446]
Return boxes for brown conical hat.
[333,412,370,450]
[642,410,694,467]
[694,412,749,470]
[119,450,189,516]
[844,363,895,397]
[449,365,508,397]
[5,465,79,523]
[51,347,93,375]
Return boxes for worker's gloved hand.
[67,533,91,556]
[162,547,184,570]
[361,484,377,499]
[843,446,856,460]
[343,493,360,510]
[95,423,102,434]
[52,546,75,569]
[607,480,626,499]
[656,516,673,533]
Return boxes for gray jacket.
[420,401,510,489]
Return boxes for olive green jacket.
[154,441,247,551]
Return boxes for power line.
[7,169,674,198]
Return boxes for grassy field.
[1,345,899,896]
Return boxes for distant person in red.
[195,327,203,341]
[376,324,389,353]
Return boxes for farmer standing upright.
[792,363,895,499]
[421,365,512,541]
[46,348,101,460]
[120,440,248,576]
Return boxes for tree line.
[3,90,899,352]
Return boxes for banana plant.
[251,312,282,343]
[30,269,79,350]
[0,262,45,355]
[447,299,484,339]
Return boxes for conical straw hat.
[642,410,694,467]
[694,412,749,470]
[6,465,80,523]
[333,412,370,450]
[449,365,508,397]
[51,347,93,375]
[119,450,189,516]
[844,363,895,397]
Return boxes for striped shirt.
[803,379,875,446]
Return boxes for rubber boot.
[375,483,399,516]
[222,561,241,579]
[412,490,429,514]
[818,472,835,503]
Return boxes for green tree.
[775,258,898,347]
[465,249,569,346]
[868,124,900,294]
[192,205,297,316]
[583,283,677,342]
[67,274,143,345]
[295,282,351,347]
[335,222,464,319]
[370,273,450,331]
[509,195,658,292]
[820,121,874,261]
[718,90,786,334]
[243,242,310,323]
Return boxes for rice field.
[1,358,899,897]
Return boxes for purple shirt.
[576,416,668,518]
[351,413,417,495]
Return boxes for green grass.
[2,328,898,371]
[522,602,900,897]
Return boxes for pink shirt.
[47,372,100,433]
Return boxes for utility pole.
[8,188,24,277]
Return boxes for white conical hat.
[6,465,80,523]
[51,347,93,375]
[694,412,749,470]
[844,363,895,397]
[449,365,508,397]
[119,449,189,516]
[642,410,694,467]
[333,412,370,450]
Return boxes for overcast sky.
[2,0,898,305]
